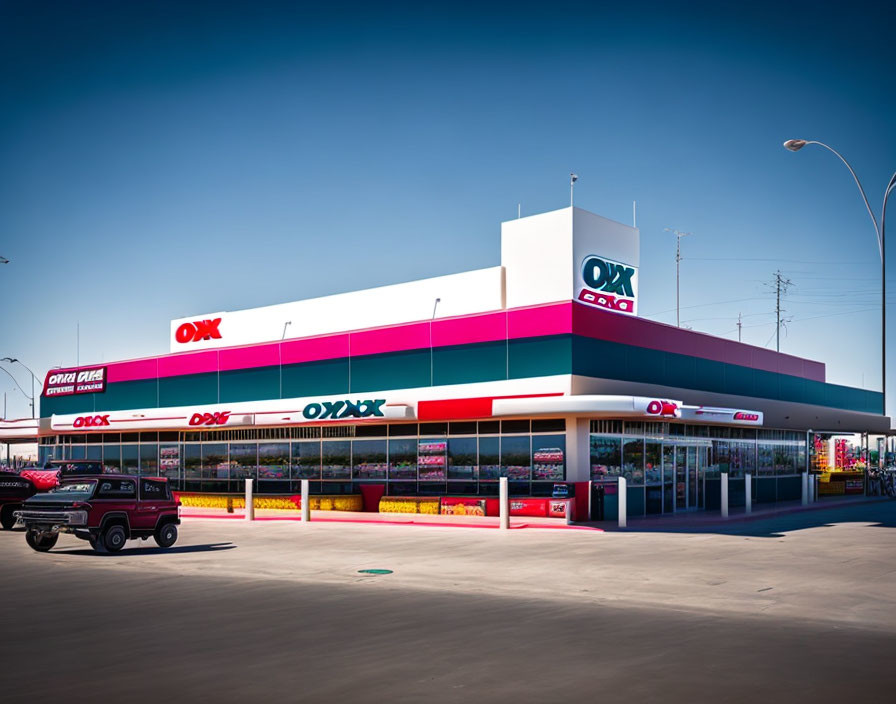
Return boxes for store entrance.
[674,445,705,511]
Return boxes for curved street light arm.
[804,141,882,258]
[0,366,33,401]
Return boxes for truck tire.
[154,522,178,548]
[25,528,58,552]
[0,505,18,530]
[103,524,127,553]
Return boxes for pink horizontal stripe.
[158,350,219,378]
[47,300,826,386]
[508,302,573,339]
[219,343,280,372]
[106,358,158,384]
[281,334,350,365]
[351,321,431,356]
[572,303,825,382]
[432,310,506,347]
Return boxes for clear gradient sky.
[1,0,894,421]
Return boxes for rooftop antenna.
[281,321,292,340]
[518,203,521,219]
[664,228,691,327]
[737,313,742,342]
[570,173,578,207]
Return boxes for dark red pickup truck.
[16,475,180,553]
[0,471,37,530]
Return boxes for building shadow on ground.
[596,500,896,538]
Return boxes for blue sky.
[1,0,894,420]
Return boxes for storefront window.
[229,443,257,480]
[86,445,102,461]
[352,439,387,480]
[478,436,500,480]
[623,438,644,485]
[501,435,531,480]
[183,443,201,479]
[388,438,417,480]
[662,444,674,512]
[159,444,179,479]
[645,442,662,485]
[418,438,447,481]
[321,440,351,480]
[447,437,477,480]
[590,435,621,481]
[202,443,228,480]
[258,443,289,479]
[532,435,565,480]
[291,441,321,479]
[121,444,139,474]
[139,444,158,476]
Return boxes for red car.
[16,475,180,553]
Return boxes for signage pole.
[499,477,509,530]
[301,479,310,523]
[245,479,254,521]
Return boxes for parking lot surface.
[1,501,895,703]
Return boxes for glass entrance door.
[675,445,705,511]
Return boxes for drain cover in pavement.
[358,569,393,575]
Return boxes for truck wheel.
[0,505,18,530]
[25,528,58,552]
[154,522,178,548]
[103,524,127,553]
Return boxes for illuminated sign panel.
[44,367,107,397]
[577,255,638,315]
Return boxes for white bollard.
[245,478,255,521]
[499,477,509,530]
[301,479,310,522]
[801,472,808,506]
[565,499,574,526]
[618,476,627,528]
[745,473,752,515]
[721,473,729,518]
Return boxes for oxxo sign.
[175,318,222,344]
[646,400,680,418]
[189,411,231,426]
[302,399,386,421]
[45,367,106,397]
[578,255,638,315]
[73,414,110,428]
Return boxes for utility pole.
[737,313,742,342]
[664,228,691,327]
[772,270,793,353]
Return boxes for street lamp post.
[783,139,896,418]
[0,358,39,419]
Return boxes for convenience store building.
[1,207,889,517]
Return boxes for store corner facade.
[1,206,889,518]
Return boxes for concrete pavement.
[1,500,895,702]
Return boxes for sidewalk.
[590,495,891,531]
[179,506,604,531]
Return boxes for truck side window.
[96,479,137,499]
[139,478,169,500]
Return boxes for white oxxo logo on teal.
[577,255,638,314]
[302,399,387,420]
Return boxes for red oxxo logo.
[734,412,760,422]
[578,255,637,314]
[646,400,680,417]
[189,411,231,426]
[73,414,110,428]
[175,318,222,344]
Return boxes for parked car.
[0,470,37,530]
[15,475,180,553]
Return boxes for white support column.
[801,472,808,506]
[301,479,310,522]
[499,477,509,530]
[721,473,729,518]
[245,479,255,521]
[618,476,627,528]
[745,472,752,515]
